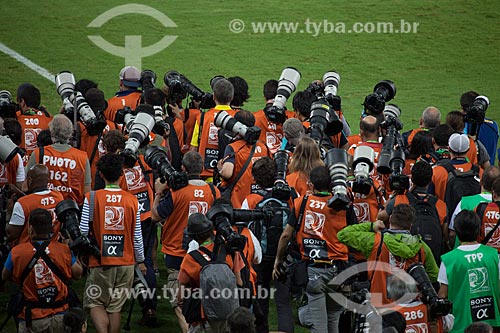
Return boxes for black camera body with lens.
[0,90,18,119]
[376,104,410,193]
[206,201,268,253]
[363,80,397,116]
[164,70,217,109]
[56,200,101,258]
[325,148,351,210]
[144,146,188,191]
[464,95,489,137]
[272,150,292,201]
[351,146,375,196]
[407,263,452,320]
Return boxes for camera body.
[206,201,267,253]
[464,95,489,136]
[56,200,101,258]
[363,80,397,115]
[55,71,107,136]
[266,67,301,124]
[352,146,375,195]
[214,110,261,145]
[272,150,292,201]
[407,263,452,320]
[144,146,188,190]
[325,148,351,210]
[0,90,18,119]
[163,71,217,109]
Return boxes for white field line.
[0,42,55,83]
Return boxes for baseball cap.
[119,66,141,87]
[283,118,304,139]
[448,133,470,153]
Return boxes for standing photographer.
[16,83,52,166]
[189,78,236,179]
[273,166,357,333]
[3,208,83,333]
[7,164,64,245]
[80,153,146,333]
[338,204,438,307]
[26,114,91,206]
[439,210,500,332]
[152,151,219,332]
[218,110,270,208]
[104,66,142,123]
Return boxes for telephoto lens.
[363,80,396,115]
[55,71,76,101]
[144,145,188,190]
[214,110,261,144]
[267,67,301,124]
[325,148,351,210]
[121,104,155,167]
[322,71,340,101]
[0,135,21,163]
[352,146,375,195]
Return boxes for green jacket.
[338,222,439,281]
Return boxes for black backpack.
[443,163,481,219]
[407,192,442,264]
[249,191,292,259]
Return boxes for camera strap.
[38,146,44,164]
[294,194,309,234]
[88,131,103,166]
[480,201,500,245]
[370,232,384,284]
[32,241,70,285]
[19,240,51,286]
[222,144,256,200]
[197,111,206,148]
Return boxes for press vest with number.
[441,245,500,332]
[197,108,236,178]
[161,183,218,257]
[33,145,88,205]
[17,111,51,166]
[119,155,154,222]
[87,189,139,267]
[295,195,349,261]
[395,301,430,333]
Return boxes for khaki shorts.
[18,314,64,333]
[83,265,134,313]
[166,267,180,308]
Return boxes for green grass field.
[1,0,500,331]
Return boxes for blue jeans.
[141,219,158,313]
[304,265,343,333]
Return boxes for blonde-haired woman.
[286,137,325,197]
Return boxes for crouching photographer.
[273,161,357,333]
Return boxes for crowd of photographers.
[0,65,499,333]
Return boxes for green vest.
[441,244,500,332]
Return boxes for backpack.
[443,163,481,218]
[249,191,291,259]
[407,192,443,264]
[183,246,239,323]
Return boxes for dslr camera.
[377,104,409,192]
[0,90,18,119]
[351,146,375,195]
[144,146,188,190]
[55,71,107,136]
[272,150,292,201]
[308,71,344,146]
[164,70,220,109]
[363,80,397,116]
[56,200,101,258]
[214,110,261,145]
[464,95,489,136]
[407,263,452,320]
[325,148,351,210]
[265,67,301,124]
[206,200,268,253]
